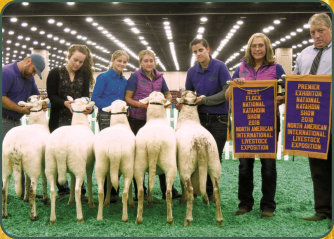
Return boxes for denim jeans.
[199,113,228,196]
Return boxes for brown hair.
[189,38,210,50]
[244,33,275,67]
[67,44,94,87]
[138,49,156,68]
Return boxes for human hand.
[83,107,93,115]
[195,97,203,105]
[276,95,285,105]
[64,100,73,113]
[234,78,245,85]
[42,102,48,111]
[175,103,183,111]
[20,106,32,115]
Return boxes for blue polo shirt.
[186,57,231,114]
[2,61,40,120]
[91,68,127,113]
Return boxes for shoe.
[302,213,327,221]
[261,211,274,218]
[235,208,250,216]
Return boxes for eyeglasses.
[251,43,265,49]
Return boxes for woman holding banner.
[198,33,285,218]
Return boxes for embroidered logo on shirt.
[140,80,148,86]
[208,74,217,81]
[240,71,249,77]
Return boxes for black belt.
[2,114,20,122]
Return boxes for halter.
[149,102,163,105]
[182,102,197,106]
[30,108,43,112]
[110,112,127,115]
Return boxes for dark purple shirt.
[2,61,40,120]
[186,57,231,114]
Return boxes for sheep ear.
[67,96,74,101]
[139,97,149,104]
[122,105,128,112]
[164,100,171,106]
[102,106,111,112]
[176,97,183,104]
[18,101,28,107]
[87,101,95,108]
[42,98,50,105]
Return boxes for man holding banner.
[293,13,332,222]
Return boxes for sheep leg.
[147,175,155,205]
[2,176,10,219]
[49,174,57,225]
[86,166,95,208]
[75,177,84,223]
[165,175,174,225]
[96,176,105,221]
[41,173,49,205]
[128,181,134,207]
[68,173,75,205]
[179,178,187,205]
[23,174,30,202]
[184,178,194,226]
[212,178,223,226]
[29,179,38,221]
[135,175,144,224]
[121,176,132,222]
[104,173,111,207]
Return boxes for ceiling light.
[67,2,75,5]
[70,30,77,35]
[273,20,281,24]
[22,2,29,6]
[64,28,70,32]
[10,18,17,23]
[237,20,244,25]
[200,17,208,22]
[39,31,45,35]
[8,30,14,35]
[30,27,37,31]
[290,31,296,36]
[25,37,30,41]
[86,17,93,22]
[198,27,205,33]
[47,34,53,38]
[56,22,63,27]
[296,28,303,32]
[21,22,28,27]
[17,35,23,40]
[303,24,310,29]
[131,27,140,34]
[263,28,269,33]
[48,19,55,24]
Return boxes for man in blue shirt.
[185,38,231,201]
[293,13,332,223]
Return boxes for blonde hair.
[244,33,275,67]
[138,50,156,68]
[111,50,129,62]
[308,13,332,28]
[67,44,94,87]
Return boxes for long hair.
[67,44,94,87]
[138,49,156,70]
[244,33,275,67]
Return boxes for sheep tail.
[13,161,23,197]
[196,138,209,196]
[109,156,120,191]
[56,155,67,185]
[148,145,159,191]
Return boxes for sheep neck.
[146,104,166,121]
[28,110,48,127]
[109,114,130,128]
[177,104,200,124]
[71,112,90,127]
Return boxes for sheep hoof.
[167,219,174,225]
[50,220,56,225]
[129,202,135,208]
[24,198,29,203]
[104,202,110,207]
[89,202,95,208]
[184,219,192,226]
[68,200,74,206]
[179,198,186,205]
[147,200,153,206]
[77,218,84,224]
[30,215,38,221]
[97,216,103,221]
[217,220,224,226]
[135,218,143,224]
[2,214,8,219]
[122,217,128,222]
[43,198,49,205]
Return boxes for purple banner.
[284,76,332,159]
[232,81,276,158]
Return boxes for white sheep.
[134,91,177,225]
[176,90,223,226]
[2,95,50,221]
[45,96,95,225]
[94,100,135,222]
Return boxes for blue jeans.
[199,113,228,196]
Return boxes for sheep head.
[140,91,171,106]
[18,95,50,111]
[102,100,128,114]
[176,90,204,104]
[70,96,95,112]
